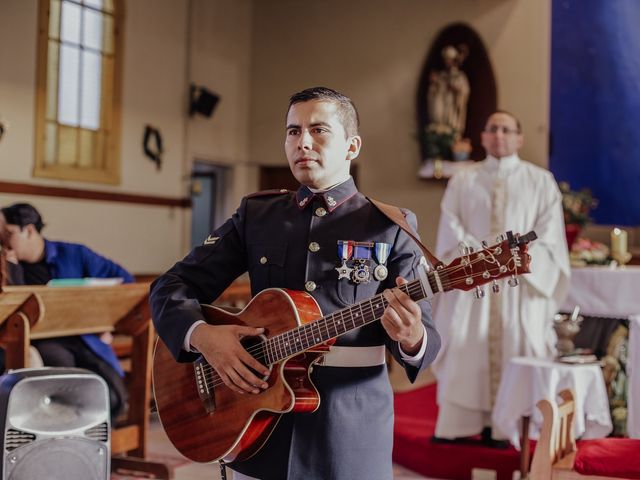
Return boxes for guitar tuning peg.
[508,275,519,287]
[474,286,485,299]
[492,280,500,294]
[458,243,471,256]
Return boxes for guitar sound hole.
[241,334,272,382]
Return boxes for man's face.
[481,112,523,159]
[4,224,35,261]
[0,213,7,245]
[285,100,361,190]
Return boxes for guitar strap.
[368,197,442,268]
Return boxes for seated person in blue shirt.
[1,203,133,417]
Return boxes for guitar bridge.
[194,358,216,414]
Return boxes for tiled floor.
[142,413,437,480]
[122,362,440,480]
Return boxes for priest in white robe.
[432,111,571,443]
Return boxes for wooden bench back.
[0,283,153,459]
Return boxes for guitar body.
[153,230,536,464]
[152,288,327,463]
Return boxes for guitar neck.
[262,229,535,365]
[264,276,435,365]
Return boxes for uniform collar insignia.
[296,187,315,209]
[296,177,358,213]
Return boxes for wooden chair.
[530,388,639,480]
[0,284,170,479]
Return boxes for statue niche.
[427,45,470,143]
[417,23,497,178]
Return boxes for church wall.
[186,0,255,218]
[0,0,254,274]
[249,0,551,248]
[0,0,550,273]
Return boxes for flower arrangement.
[569,237,611,266]
[451,138,472,161]
[559,182,598,227]
[421,123,457,160]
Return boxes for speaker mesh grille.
[84,422,109,442]
[5,429,36,451]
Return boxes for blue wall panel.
[551,0,640,225]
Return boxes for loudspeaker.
[190,84,220,118]
[0,368,110,480]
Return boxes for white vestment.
[432,154,571,438]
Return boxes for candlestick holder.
[553,312,583,357]
[612,251,632,266]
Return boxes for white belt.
[318,345,386,367]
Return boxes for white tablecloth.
[492,357,612,449]
[561,265,640,437]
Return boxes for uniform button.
[259,256,268,264]
[308,242,320,252]
[315,207,327,217]
[305,281,316,292]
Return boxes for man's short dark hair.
[288,87,360,137]
[488,110,522,133]
[1,203,45,232]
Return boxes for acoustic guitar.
[152,230,537,463]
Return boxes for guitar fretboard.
[263,274,437,365]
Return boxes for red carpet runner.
[393,383,531,480]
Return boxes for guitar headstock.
[437,231,537,295]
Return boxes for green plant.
[421,123,457,160]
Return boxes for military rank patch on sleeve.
[203,235,219,246]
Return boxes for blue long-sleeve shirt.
[44,240,134,283]
[43,240,134,375]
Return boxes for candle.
[610,228,628,256]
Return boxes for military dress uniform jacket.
[150,178,441,480]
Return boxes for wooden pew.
[0,290,42,366]
[0,283,170,479]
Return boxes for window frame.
[34,0,124,184]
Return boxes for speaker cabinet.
[0,368,110,480]
[189,84,220,118]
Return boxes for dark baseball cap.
[1,203,45,232]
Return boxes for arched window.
[34,0,123,184]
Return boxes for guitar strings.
[208,253,516,369]
[202,254,518,385]
[199,251,524,389]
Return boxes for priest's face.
[285,100,361,190]
[481,112,523,159]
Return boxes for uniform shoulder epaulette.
[246,189,290,199]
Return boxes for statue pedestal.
[418,159,474,179]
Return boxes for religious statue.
[427,45,470,138]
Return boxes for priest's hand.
[381,277,424,356]
[190,323,270,395]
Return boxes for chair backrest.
[530,388,577,480]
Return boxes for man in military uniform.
[150,87,441,479]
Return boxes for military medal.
[373,242,391,281]
[335,241,354,280]
[351,242,373,284]
[352,260,370,283]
